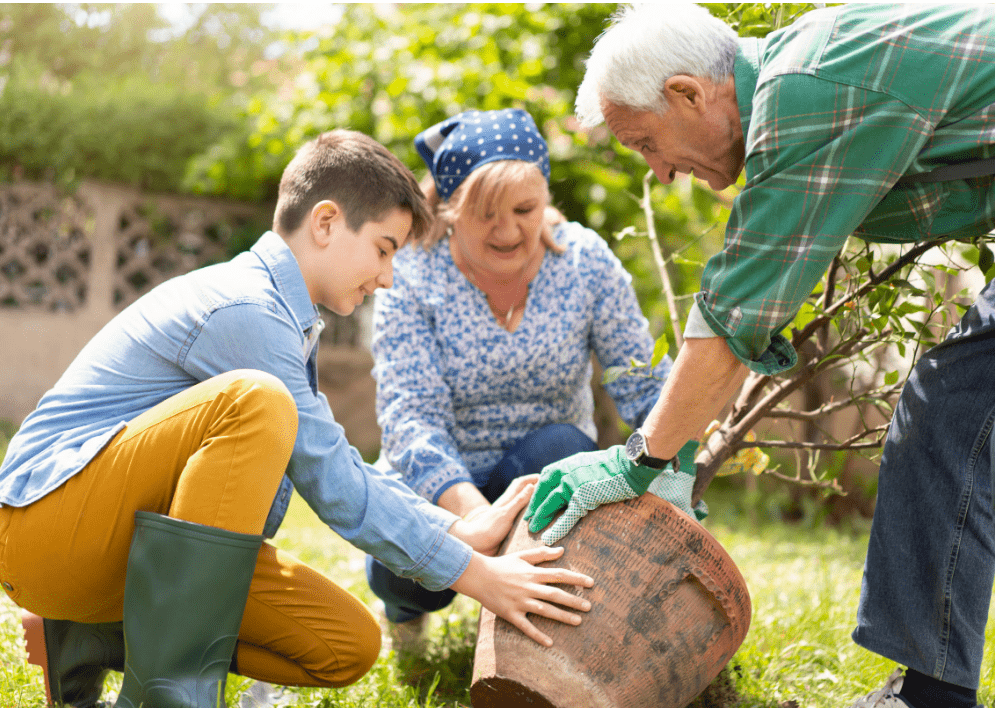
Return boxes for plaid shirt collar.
[734,37,763,150]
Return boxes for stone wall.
[0,179,374,432]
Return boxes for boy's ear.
[310,200,344,246]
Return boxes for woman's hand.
[450,546,594,647]
[449,475,539,556]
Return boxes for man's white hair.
[576,4,739,127]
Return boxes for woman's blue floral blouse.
[372,221,673,504]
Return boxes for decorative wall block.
[0,179,373,348]
[0,183,94,312]
[112,199,249,310]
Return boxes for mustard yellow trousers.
[0,370,380,687]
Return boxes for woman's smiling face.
[450,164,550,278]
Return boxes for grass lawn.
[1,485,993,707]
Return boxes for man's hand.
[524,446,660,545]
[645,439,706,521]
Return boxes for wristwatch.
[625,428,679,472]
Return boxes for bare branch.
[641,169,684,350]
[743,437,885,452]
[767,385,902,420]
[693,362,822,503]
[729,370,771,421]
[817,256,841,356]
[725,424,888,465]
[758,469,844,494]
[693,340,894,503]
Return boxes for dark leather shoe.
[23,611,124,708]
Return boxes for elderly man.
[526,4,993,708]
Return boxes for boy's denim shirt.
[0,231,471,591]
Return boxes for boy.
[0,130,593,707]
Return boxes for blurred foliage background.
[1,3,989,522]
[0,3,820,333]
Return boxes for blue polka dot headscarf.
[414,108,550,201]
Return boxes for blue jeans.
[853,280,994,689]
[366,424,599,624]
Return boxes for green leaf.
[672,254,706,267]
[651,333,670,367]
[884,370,899,386]
[894,301,926,316]
[602,366,630,385]
[978,241,994,276]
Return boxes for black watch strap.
[625,429,676,471]
[636,452,670,470]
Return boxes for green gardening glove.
[524,446,660,545]
[646,439,709,522]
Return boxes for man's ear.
[663,75,708,113]
[310,200,343,246]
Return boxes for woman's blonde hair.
[420,160,566,253]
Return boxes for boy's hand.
[449,475,538,556]
[450,547,594,647]
[524,446,659,544]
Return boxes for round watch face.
[625,431,644,461]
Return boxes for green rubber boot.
[22,612,124,707]
[113,511,262,708]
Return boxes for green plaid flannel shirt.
[699,4,994,375]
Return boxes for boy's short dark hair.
[273,129,431,242]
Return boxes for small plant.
[608,170,992,510]
[394,602,479,705]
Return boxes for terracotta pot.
[471,494,751,708]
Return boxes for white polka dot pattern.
[414,108,552,200]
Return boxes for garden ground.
[1,485,993,707]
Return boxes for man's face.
[602,100,744,192]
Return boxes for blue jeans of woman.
[366,423,599,624]
[852,280,994,689]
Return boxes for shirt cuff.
[725,333,798,376]
[419,533,473,592]
[694,293,798,376]
[683,300,722,339]
[400,504,473,591]
[432,476,474,505]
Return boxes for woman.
[366,108,691,643]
